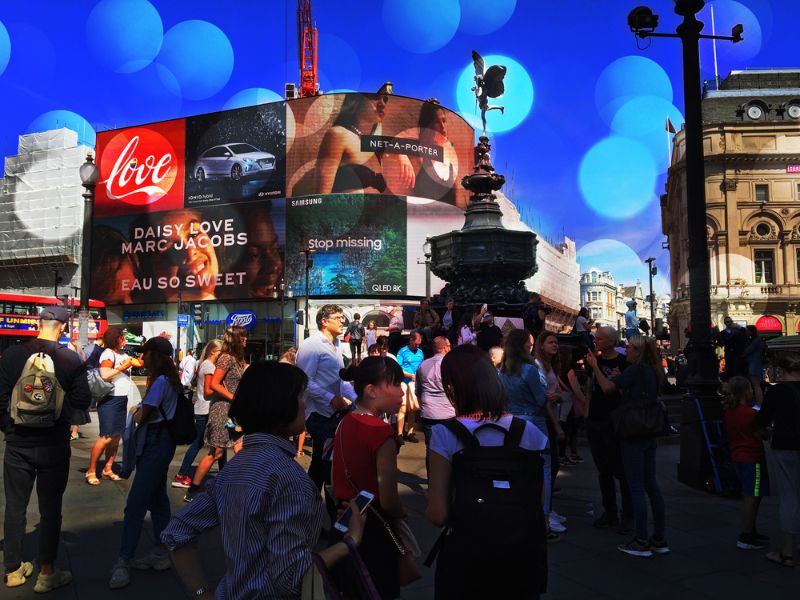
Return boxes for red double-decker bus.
[0,293,108,353]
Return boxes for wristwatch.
[193,587,207,598]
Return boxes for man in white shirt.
[296,304,355,490]
[178,350,198,392]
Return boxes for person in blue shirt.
[396,331,425,443]
[109,336,180,590]
[624,300,640,340]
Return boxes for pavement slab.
[2,419,799,599]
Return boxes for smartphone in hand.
[334,490,375,533]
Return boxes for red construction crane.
[298,0,318,98]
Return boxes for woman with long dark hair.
[587,335,669,558]
[86,326,140,486]
[109,337,182,589]
[332,356,407,599]
[426,345,548,599]
[183,326,248,502]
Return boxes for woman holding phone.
[332,356,408,599]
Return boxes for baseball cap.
[482,312,493,320]
[40,306,69,323]
[141,336,173,357]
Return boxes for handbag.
[87,367,114,400]
[335,417,422,586]
[611,367,670,440]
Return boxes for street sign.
[177,314,190,328]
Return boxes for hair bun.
[340,364,357,382]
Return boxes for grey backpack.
[10,351,65,428]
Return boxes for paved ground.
[1,418,799,599]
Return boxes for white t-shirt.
[100,348,131,396]
[180,355,198,387]
[430,415,549,462]
[192,359,216,416]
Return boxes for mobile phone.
[334,490,375,533]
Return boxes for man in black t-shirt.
[0,306,91,592]
[586,326,633,531]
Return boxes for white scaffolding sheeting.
[0,129,91,294]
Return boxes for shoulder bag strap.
[505,417,526,449]
[441,418,480,450]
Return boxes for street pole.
[78,153,99,349]
[627,0,743,489]
[675,1,719,390]
[646,257,656,337]
[300,249,314,339]
[176,289,182,363]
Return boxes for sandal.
[85,472,100,486]
[101,470,123,481]
[765,551,794,567]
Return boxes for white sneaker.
[130,550,171,571]
[109,559,130,590]
[33,569,72,593]
[548,516,567,533]
[550,511,567,524]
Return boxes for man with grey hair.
[586,326,633,533]
[296,304,355,490]
[0,306,91,592]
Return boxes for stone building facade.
[663,69,800,349]
[580,268,618,328]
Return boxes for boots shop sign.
[225,310,258,330]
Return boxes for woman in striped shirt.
[161,361,364,599]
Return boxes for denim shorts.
[97,395,127,437]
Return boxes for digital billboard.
[91,94,473,303]
[287,94,473,207]
[286,194,407,296]
[91,201,285,303]
[185,102,286,207]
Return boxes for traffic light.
[192,303,204,328]
[295,310,305,325]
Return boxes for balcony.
[760,286,782,295]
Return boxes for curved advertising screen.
[91,94,473,303]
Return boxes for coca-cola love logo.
[96,119,185,217]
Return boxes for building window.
[755,184,769,202]
[591,272,597,282]
[755,222,771,237]
[754,250,775,284]
[796,182,800,200]
[796,248,800,282]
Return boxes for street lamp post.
[299,249,315,339]
[628,0,743,487]
[78,153,99,349]
[418,236,432,299]
[646,257,657,337]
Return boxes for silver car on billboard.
[194,143,276,182]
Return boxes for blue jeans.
[177,415,208,477]
[515,414,551,515]
[621,438,665,540]
[120,427,176,560]
[305,412,340,491]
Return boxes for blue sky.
[0,0,789,295]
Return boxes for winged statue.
[471,50,507,133]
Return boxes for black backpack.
[425,418,548,598]
[159,389,196,445]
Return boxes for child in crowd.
[723,376,770,550]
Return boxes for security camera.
[628,6,659,34]
[731,23,744,43]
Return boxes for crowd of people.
[1,298,799,598]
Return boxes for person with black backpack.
[0,306,91,592]
[425,344,549,599]
[109,336,182,590]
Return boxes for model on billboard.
[412,100,458,205]
[315,92,415,195]
[91,225,140,305]
[217,201,284,300]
